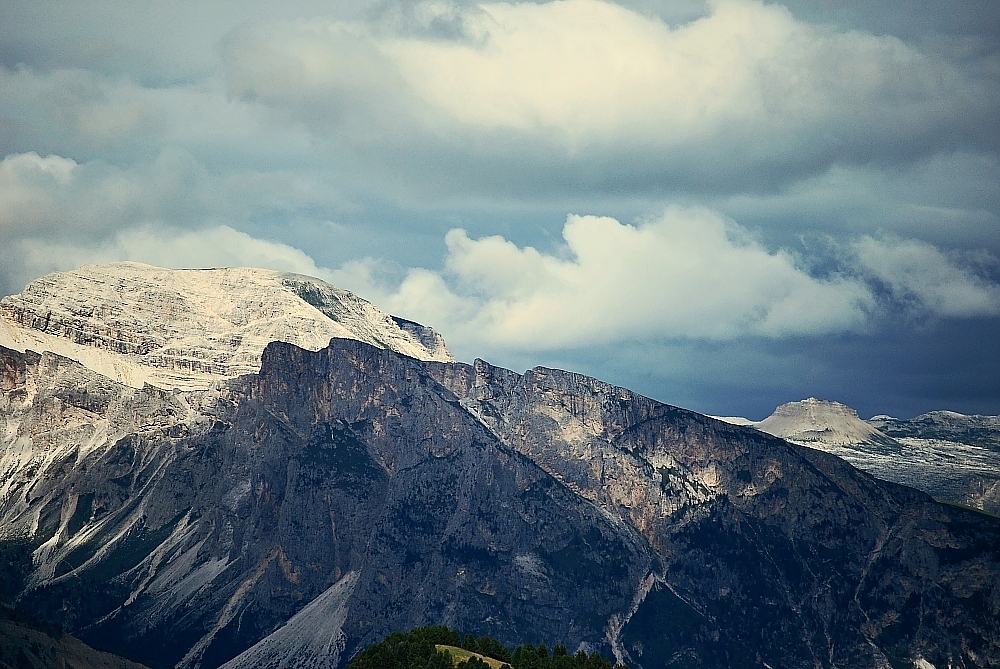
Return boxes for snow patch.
[709,415,759,427]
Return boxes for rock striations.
[0,264,998,669]
[0,262,453,390]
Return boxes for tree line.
[346,626,627,669]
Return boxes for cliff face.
[0,342,652,669]
[1,341,998,669]
[0,262,453,391]
[428,359,1000,669]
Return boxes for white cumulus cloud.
[368,208,875,349]
[219,0,992,196]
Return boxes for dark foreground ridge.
[0,602,148,669]
[0,339,998,669]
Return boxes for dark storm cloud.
[521,313,1000,422]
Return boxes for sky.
[2,0,999,420]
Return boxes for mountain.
[755,397,896,448]
[870,411,1000,451]
[430,364,1000,667]
[1,264,998,669]
[721,399,1000,515]
[0,342,652,669]
[0,262,452,390]
[867,411,1000,515]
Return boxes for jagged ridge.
[0,266,998,669]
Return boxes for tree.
[345,627,625,669]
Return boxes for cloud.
[0,149,222,240]
[342,209,1000,355]
[0,151,141,238]
[365,207,875,349]
[10,225,336,294]
[854,235,1000,317]
[0,149,352,295]
[711,152,1000,252]
[219,0,996,197]
[0,66,165,160]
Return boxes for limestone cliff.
[0,262,453,391]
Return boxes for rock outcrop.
[428,361,1000,668]
[756,398,896,448]
[0,262,453,390]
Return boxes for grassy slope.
[435,645,509,668]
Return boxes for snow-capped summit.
[0,262,453,390]
[756,397,894,447]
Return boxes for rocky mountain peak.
[756,397,892,447]
[0,262,453,390]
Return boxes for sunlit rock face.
[0,267,998,669]
[0,262,453,390]
[427,361,1000,669]
[756,397,894,447]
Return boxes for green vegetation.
[435,645,507,668]
[346,626,625,669]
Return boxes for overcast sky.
[2,0,999,419]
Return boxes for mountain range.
[716,398,1000,516]
[1,263,998,669]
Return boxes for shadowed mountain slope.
[0,341,997,669]
[1,342,651,669]
[428,360,1000,668]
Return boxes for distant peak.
[770,397,860,418]
[757,397,891,447]
[918,410,970,419]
